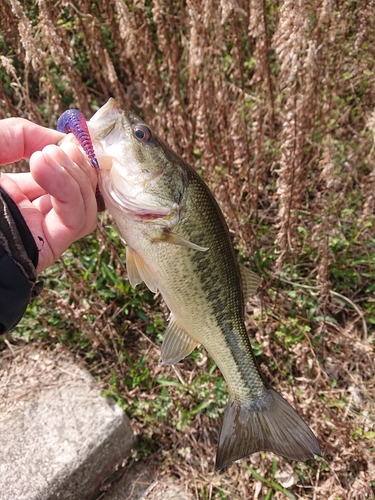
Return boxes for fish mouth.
[88,98,131,145]
[99,167,177,222]
[90,98,143,130]
[90,98,124,123]
[87,99,148,149]
[107,186,173,220]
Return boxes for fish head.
[87,98,188,223]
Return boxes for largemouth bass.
[58,99,321,469]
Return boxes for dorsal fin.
[161,314,200,365]
[240,264,261,302]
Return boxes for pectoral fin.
[158,231,209,252]
[240,264,261,302]
[161,315,200,365]
[126,246,142,288]
[126,246,158,293]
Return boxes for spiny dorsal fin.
[126,246,158,293]
[240,264,261,302]
[161,314,200,365]
[216,389,321,470]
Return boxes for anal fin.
[161,315,200,365]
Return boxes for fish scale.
[58,98,321,469]
[169,174,264,400]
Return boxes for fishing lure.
[57,109,105,211]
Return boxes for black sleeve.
[0,186,43,334]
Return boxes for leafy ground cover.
[1,1,374,498]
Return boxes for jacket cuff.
[0,186,43,334]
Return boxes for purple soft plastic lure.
[57,109,100,171]
[57,109,105,211]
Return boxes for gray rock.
[0,344,135,500]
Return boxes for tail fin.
[215,389,321,470]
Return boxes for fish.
[58,98,321,469]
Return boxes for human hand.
[0,118,98,273]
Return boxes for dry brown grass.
[0,1,374,499]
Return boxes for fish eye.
[133,125,151,142]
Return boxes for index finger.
[0,118,64,165]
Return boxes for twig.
[330,290,368,340]
[140,480,158,499]
[312,463,320,500]
[172,365,187,386]
[240,462,297,500]
[276,277,368,339]
[3,339,16,356]
[343,393,353,420]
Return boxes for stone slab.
[0,344,135,500]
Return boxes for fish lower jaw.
[99,178,176,223]
[105,196,178,226]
